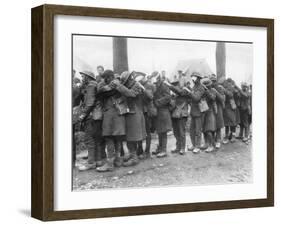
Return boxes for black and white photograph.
[72,34,253,191]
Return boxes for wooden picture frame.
[31,4,274,221]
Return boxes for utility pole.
[216,42,226,81]
[113,37,129,74]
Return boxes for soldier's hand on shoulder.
[113,79,121,87]
[109,79,119,89]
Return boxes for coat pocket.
[198,99,209,113]
[114,97,130,115]
[172,102,186,118]
[147,102,157,117]
[230,98,237,110]
[92,103,103,120]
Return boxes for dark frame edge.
[42,3,273,26]
[31,5,44,220]
[43,198,272,221]
[266,19,274,207]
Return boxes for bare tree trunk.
[216,42,226,81]
[113,37,128,75]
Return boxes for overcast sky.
[73,35,252,84]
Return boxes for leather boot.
[123,153,139,166]
[152,145,161,155]
[123,153,132,162]
[123,141,139,166]
[145,135,151,154]
[96,158,114,172]
[157,132,167,158]
[114,141,123,167]
[114,156,123,167]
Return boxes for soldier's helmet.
[120,71,133,85]
[201,78,212,87]
[191,71,203,79]
[79,71,95,80]
[209,74,217,82]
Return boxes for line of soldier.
[72,66,252,172]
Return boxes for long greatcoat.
[223,83,236,127]
[98,81,126,137]
[234,90,241,125]
[143,81,157,117]
[202,88,217,132]
[142,81,157,133]
[154,81,172,133]
[239,89,250,127]
[72,85,82,107]
[115,82,146,142]
[213,84,225,129]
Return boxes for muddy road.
[73,133,252,191]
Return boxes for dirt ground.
[73,132,252,191]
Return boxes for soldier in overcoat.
[201,78,217,152]
[222,78,237,144]
[137,75,157,158]
[153,73,172,158]
[72,71,83,166]
[186,72,205,154]
[77,71,102,171]
[210,74,225,149]
[165,80,189,155]
[238,82,251,143]
[95,65,107,164]
[111,71,147,166]
[95,70,127,172]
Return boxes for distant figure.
[96,65,105,83]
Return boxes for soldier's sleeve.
[189,87,205,102]
[83,81,97,117]
[97,81,111,93]
[205,88,216,101]
[115,83,138,98]
[154,83,171,107]
[143,88,153,100]
[215,88,225,103]
[169,85,187,96]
